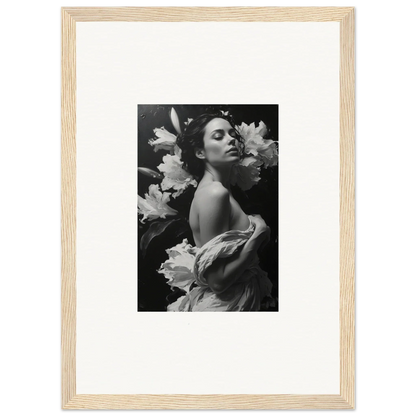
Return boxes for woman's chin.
[227,152,240,161]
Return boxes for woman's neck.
[201,164,233,189]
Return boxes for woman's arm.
[198,183,270,295]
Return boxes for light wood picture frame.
[62,7,355,410]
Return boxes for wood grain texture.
[61,6,355,410]
[63,394,352,410]
[61,8,76,408]
[63,6,353,22]
[339,8,356,409]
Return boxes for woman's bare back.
[189,182,250,247]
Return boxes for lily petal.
[170,107,182,134]
[138,167,163,179]
[137,184,178,222]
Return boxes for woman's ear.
[195,148,205,160]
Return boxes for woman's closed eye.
[212,130,236,140]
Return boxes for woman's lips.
[226,147,238,153]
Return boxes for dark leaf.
[140,218,179,256]
[166,287,186,304]
[175,221,190,239]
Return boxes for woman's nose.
[228,136,236,145]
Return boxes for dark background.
[138,105,278,311]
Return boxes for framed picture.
[137,104,279,312]
[62,7,355,409]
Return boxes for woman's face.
[200,118,240,167]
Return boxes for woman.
[164,112,273,311]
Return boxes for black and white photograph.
[138,105,279,311]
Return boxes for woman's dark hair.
[176,112,244,180]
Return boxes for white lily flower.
[138,184,178,223]
[157,154,198,198]
[237,121,278,168]
[148,127,177,152]
[158,239,197,293]
[230,156,262,191]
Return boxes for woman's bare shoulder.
[194,182,231,243]
[190,183,229,238]
[194,182,230,205]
